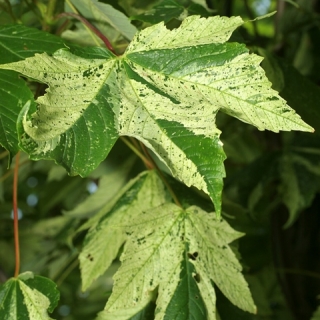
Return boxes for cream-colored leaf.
[101,203,184,317]
[186,206,256,313]
[19,281,53,320]
[80,171,170,291]
[126,15,243,52]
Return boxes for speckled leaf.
[15,46,119,176]
[79,170,170,291]
[97,203,185,319]
[0,15,312,209]
[185,206,256,314]
[0,24,71,159]
[0,272,59,320]
[97,204,256,319]
[161,248,208,319]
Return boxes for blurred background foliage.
[0,0,320,319]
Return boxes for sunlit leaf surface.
[0,15,311,213]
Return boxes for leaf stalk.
[13,151,20,277]
[140,143,182,208]
[121,137,153,169]
[55,12,115,53]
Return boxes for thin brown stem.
[55,12,115,53]
[13,151,20,277]
[140,143,182,208]
[121,137,153,169]
[55,19,71,36]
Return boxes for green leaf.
[0,24,69,158]
[68,0,137,41]
[79,170,170,291]
[0,15,312,213]
[279,152,320,227]
[163,248,207,319]
[311,305,320,320]
[0,25,67,64]
[130,0,186,24]
[0,70,35,159]
[0,272,59,320]
[129,301,156,320]
[130,0,212,24]
[97,204,256,319]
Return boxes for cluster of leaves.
[0,0,320,319]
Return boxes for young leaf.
[97,204,256,319]
[68,0,137,41]
[0,15,312,214]
[0,272,59,320]
[79,170,170,291]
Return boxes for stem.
[56,257,79,286]
[55,12,115,53]
[244,0,259,37]
[13,151,20,277]
[140,143,182,208]
[121,137,153,169]
[47,0,57,19]
[4,0,18,23]
[55,18,71,36]
[42,0,57,30]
